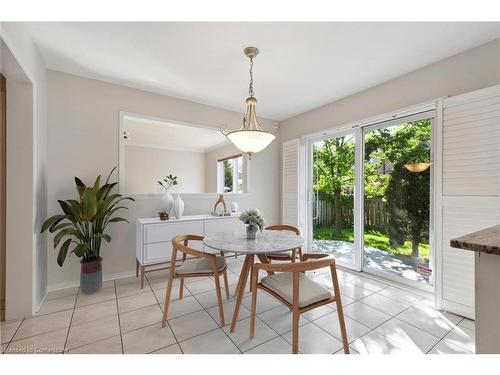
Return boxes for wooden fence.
[312,194,387,231]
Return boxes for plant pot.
[80,257,103,294]
[246,226,257,239]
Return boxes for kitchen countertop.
[450,224,500,255]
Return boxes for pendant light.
[403,163,432,173]
[220,47,279,159]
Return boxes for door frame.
[303,102,436,293]
[305,127,363,272]
[360,114,435,293]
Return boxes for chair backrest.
[171,234,206,257]
[255,253,334,273]
[265,224,300,235]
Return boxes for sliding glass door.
[308,113,434,289]
[311,132,358,267]
[362,118,433,286]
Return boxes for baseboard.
[47,270,137,292]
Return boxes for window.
[217,154,243,193]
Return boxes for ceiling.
[122,114,228,152]
[22,22,500,120]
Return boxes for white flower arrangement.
[239,209,265,231]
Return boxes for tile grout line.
[340,290,460,352]
[179,268,285,353]
[3,318,24,352]
[435,317,474,353]
[62,288,80,353]
[32,259,470,355]
[113,280,125,354]
[147,272,184,354]
[188,284,243,353]
[388,302,460,341]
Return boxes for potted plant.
[157,174,178,214]
[41,167,134,294]
[239,209,264,239]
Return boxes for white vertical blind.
[282,139,300,227]
[439,85,500,319]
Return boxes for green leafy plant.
[41,167,135,266]
[157,174,178,191]
[239,209,264,231]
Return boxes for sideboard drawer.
[144,242,175,263]
[145,220,204,244]
[144,239,205,264]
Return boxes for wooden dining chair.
[264,224,303,262]
[247,224,303,292]
[161,234,230,328]
[249,253,349,354]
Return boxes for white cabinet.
[137,214,242,264]
[136,214,242,288]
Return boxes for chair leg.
[298,248,303,262]
[223,270,230,299]
[330,264,349,354]
[292,272,300,354]
[249,265,258,339]
[179,278,185,299]
[292,310,300,354]
[213,266,225,327]
[136,259,139,277]
[291,249,297,263]
[161,262,176,328]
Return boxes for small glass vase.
[246,226,257,239]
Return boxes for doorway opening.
[309,112,434,290]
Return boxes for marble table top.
[450,224,500,255]
[203,230,304,254]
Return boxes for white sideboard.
[136,214,244,287]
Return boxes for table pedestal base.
[230,254,273,333]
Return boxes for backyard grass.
[313,227,430,259]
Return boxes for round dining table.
[203,229,304,332]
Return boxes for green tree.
[313,136,355,235]
[386,162,430,257]
[224,160,233,192]
[366,119,431,257]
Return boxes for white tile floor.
[1,256,475,354]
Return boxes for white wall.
[280,39,500,143]
[123,145,206,194]
[1,23,48,319]
[46,70,279,289]
[5,79,33,318]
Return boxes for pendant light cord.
[248,57,254,97]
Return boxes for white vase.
[161,191,174,214]
[231,202,238,213]
[173,194,184,220]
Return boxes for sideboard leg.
[140,265,145,289]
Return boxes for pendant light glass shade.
[403,162,432,172]
[221,47,278,158]
[227,130,275,155]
